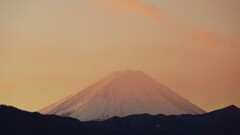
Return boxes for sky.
[0,0,240,112]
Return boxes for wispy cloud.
[91,0,238,48]
[191,30,239,48]
[192,31,220,45]
[92,0,163,20]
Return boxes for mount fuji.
[40,70,205,121]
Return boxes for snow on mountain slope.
[40,70,205,121]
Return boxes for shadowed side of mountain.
[0,104,240,135]
[85,105,240,135]
[0,105,109,135]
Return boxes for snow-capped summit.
[40,70,205,121]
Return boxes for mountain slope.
[40,70,204,121]
[0,105,103,135]
[0,105,239,135]
[85,105,240,135]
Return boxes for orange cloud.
[92,0,238,48]
[92,0,163,20]
[191,30,239,48]
[0,81,14,90]
[192,31,220,45]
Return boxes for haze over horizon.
[1,0,240,112]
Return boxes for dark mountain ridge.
[0,105,104,135]
[0,104,240,135]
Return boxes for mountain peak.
[0,104,19,111]
[40,70,205,121]
[223,105,239,111]
[100,70,153,87]
[115,69,140,74]
[209,105,240,115]
[109,70,147,78]
[0,104,28,115]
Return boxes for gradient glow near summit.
[0,0,240,112]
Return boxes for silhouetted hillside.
[0,104,240,135]
[86,105,240,135]
[0,105,105,135]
